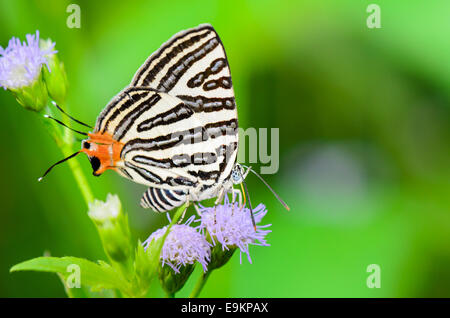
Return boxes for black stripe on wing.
[177,95,236,113]
[140,187,187,212]
[156,37,219,92]
[136,102,194,133]
[129,142,237,183]
[96,87,157,134]
[133,150,218,169]
[121,118,238,155]
[131,24,216,88]
[124,161,197,187]
[130,24,236,111]
[187,58,228,88]
[113,93,162,140]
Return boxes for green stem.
[166,291,175,298]
[153,202,187,259]
[61,141,94,205]
[41,104,94,206]
[189,270,211,298]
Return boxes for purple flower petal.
[0,31,56,89]
[143,216,211,273]
[198,197,272,264]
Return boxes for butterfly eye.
[231,170,241,184]
[83,141,91,149]
[89,156,101,174]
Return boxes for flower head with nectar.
[0,31,56,111]
[143,215,211,273]
[199,197,271,265]
[0,31,56,89]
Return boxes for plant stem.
[166,291,175,298]
[161,202,188,239]
[61,141,95,205]
[41,104,94,206]
[189,271,211,298]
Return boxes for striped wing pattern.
[94,24,238,212]
[140,188,187,212]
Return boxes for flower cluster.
[144,198,271,274]
[0,31,67,111]
[198,198,272,264]
[0,31,56,90]
[142,200,271,294]
[143,216,211,273]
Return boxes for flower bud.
[9,73,48,112]
[159,263,195,295]
[40,38,68,104]
[207,238,236,271]
[88,194,133,273]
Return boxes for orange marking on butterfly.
[80,132,124,176]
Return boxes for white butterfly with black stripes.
[41,24,289,220]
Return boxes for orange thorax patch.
[81,132,124,175]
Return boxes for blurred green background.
[1,0,449,297]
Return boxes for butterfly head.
[80,132,124,176]
[231,163,249,184]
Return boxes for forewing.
[130,24,237,127]
[130,24,239,188]
[95,24,239,196]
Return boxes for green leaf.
[132,241,156,296]
[57,272,116,298]
[11,256,131,295]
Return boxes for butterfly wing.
[95,87,201,189]
[131,24,236,107]
[94,25,239,211]
[140,187,187,212]
[130,24,239,191]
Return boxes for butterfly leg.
[230,187,235,203]
[229,187,242,216]
[230,188,236,216]
[213,187,227,225]
[177,197,190,224]
[214,187,226,205]
[194,203,202,217]
[230,187,242,207]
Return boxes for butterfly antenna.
[44,115,88,136]
[38,151,81,182]
[51,101,92,128]
[238,166,256,231]
[242,164,290,211]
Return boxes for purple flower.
[198,198,272,264]
[143,216,211,273]
[0,31,56,89]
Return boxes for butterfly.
[41,24,289,223]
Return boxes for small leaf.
[11,256,131,295]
